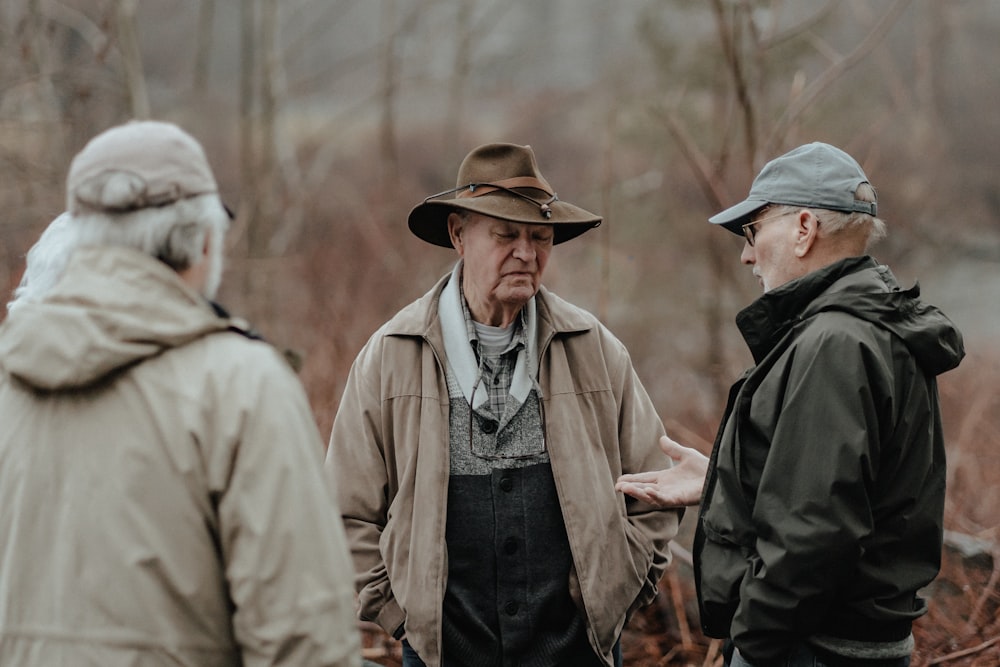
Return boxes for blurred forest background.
[0,1,997,665]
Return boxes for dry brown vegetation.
[1,1,998,664]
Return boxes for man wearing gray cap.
[618,142,964,666]
[327,143,680,667]
[0,120,361,666]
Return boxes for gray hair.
[70,193,229,273]
[769,183,886,249]
[7,213,76,312]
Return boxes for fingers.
[617,481,682,508]
[658,434,686,461]
[616,470,662,485]
[661,434,711,469]
[616,431,711,508]
[616,481,660,505]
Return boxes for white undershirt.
[473,321,515,355]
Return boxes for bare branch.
[115,0,149,118]
[650,103,729,213]
[193,0,215,94]
[765,0,912,155]
[927,635,1000,665]
[710,0,756,166]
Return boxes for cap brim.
[708,198,769,234]
[408,198,602,248]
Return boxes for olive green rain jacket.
[694,256,965,664]
[0,246,360,667]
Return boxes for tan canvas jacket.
[327,272,680,667]
[0,246,360,667]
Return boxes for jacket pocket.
[698,518,752,637]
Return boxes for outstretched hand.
[616,434,709,508]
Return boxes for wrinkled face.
[740,207,804,292]
[448,212,553,325]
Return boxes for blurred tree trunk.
[709,0,757,173]
[116,0,149,119]
[264,2,307,257]
[911,0,946,154]
[443,0,473,165]
[441,0,509,165]
[258,0,278,244]
[193,0,215,95]
[239,0,259,252]
[597,108,614,323]
[236,0,282,326]
[236,0,265,323]
[16,0,69,216]
[378,0,399,190]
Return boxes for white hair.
[769,184,886,250]
[70,194,229,298]
[8,195,230,313]
[7,213,77,312]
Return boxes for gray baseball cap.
[709,142,877,234]
[67,120,220,216]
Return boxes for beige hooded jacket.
[0,246,360,667]
[327,271,680,667]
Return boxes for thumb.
[658,434,685,461]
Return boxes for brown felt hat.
[407,143,602,247]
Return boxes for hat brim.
[708,198,769,235]
[408,195,602,248]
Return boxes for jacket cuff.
[375,598,406,640]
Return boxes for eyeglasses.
[741,209,790,246]
[467,377,547,462]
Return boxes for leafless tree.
[193,0,215,95]
[115,0,149,119]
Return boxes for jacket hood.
[738,256,965,376]
[0,246,230,391]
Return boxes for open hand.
[615,434,709,508]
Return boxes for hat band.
[425,177,559,220]
[456,177,552,198]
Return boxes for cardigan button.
[503,600,519,616]
[480,419,498,434]
[499,477,513,492]
[503,537,519,555]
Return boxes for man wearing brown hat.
[617,143,965,666]
[0,120,361,666]
[327,143,680,667]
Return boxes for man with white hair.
[618,142,965,667]
[0,120,361,667]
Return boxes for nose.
[740,241,755,265]
[512,235,536,261]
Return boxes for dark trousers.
[726,643,910,667]
[401,638,623,667]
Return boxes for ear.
[793,210,820,258]
[447,212,465,255]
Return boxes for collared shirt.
[459,285,528,422]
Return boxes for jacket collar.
[736,256,878,362]
[385,267,593,334]
[383,266,594,361]
[438,261,537,406]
